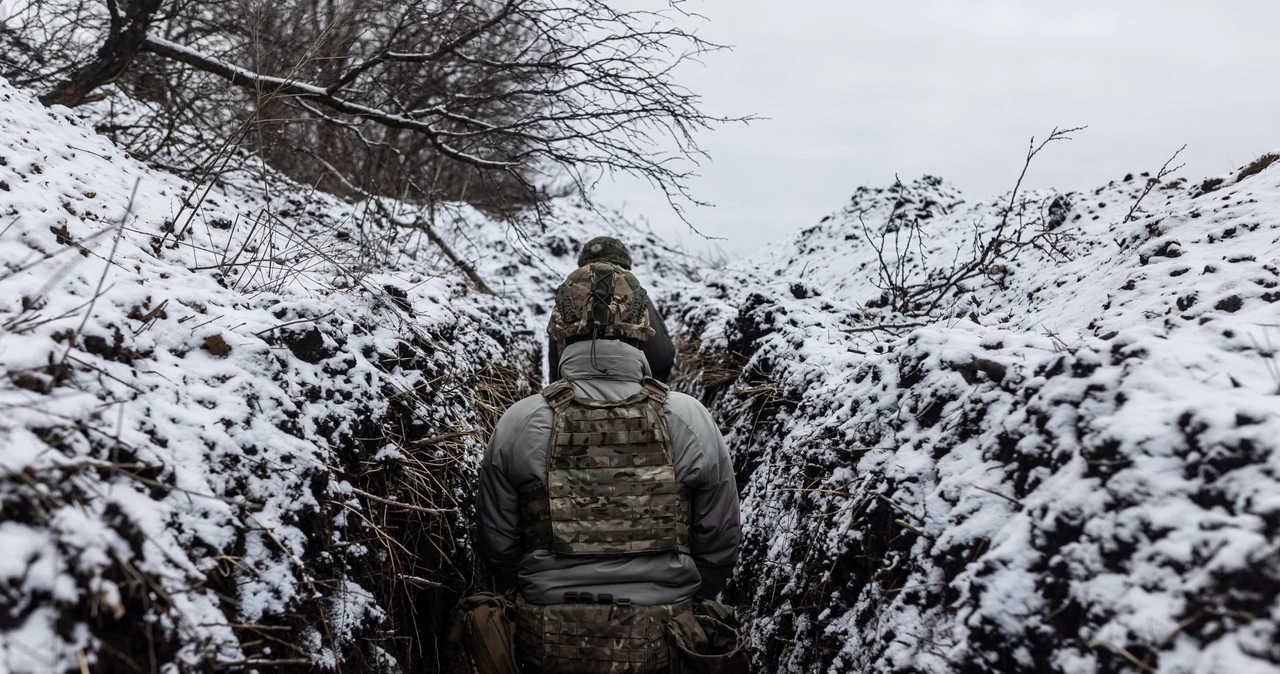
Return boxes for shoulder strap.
[540,380,575,411]
[640,377,669,404]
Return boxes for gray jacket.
[476,339,741,605]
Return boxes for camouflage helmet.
[577,236,632,270]
[548,262,655,343]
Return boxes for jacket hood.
[559,339,651,383]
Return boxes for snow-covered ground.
[5,64,1280,674]
[673,162,1280,672]
[0,78,567,673]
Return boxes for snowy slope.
[0,76,675,673]
[8,55,1280,674]
[673,165,1280,672]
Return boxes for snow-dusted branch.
[863,127,1086,320]
[30,0,747,218]
[142,35,520,171]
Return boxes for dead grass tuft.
[1237,153,1279,183]
[672,336,744,395]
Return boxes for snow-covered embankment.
[673,166,1280,673]
[0,80,545,672]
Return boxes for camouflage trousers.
[514,595,692,674]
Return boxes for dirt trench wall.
[668,175,1280,674]
[0,263,539,674]
[0,79,541,674]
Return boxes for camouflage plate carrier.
[518,377,691,556]
[514,261,695,673]
[515,377,693,673]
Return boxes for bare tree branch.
[26,0,749,229]
[38,0,164,106]
[142,34,521,171]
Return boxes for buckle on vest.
[541,381,575,410]
[640,377,669,403]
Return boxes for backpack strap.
[640,377,669,404]
[540,380,575,411]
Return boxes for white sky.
[594,0,1280,257]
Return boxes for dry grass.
[1237,153,1279,183]
[672,336,744,394]
[345,351,537,672]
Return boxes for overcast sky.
[593,0,1280,257]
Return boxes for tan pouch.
[665,600,750,674]
[449,592,519,674]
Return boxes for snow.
[0,77,550,672]
[4,43,1280,674]
[672,168,1280,672]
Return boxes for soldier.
[546,237,676,382]
[476,261,741,673]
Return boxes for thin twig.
[869,490,924,523]
[395,216,494,294]
[1088,638,1161,674]
[972,484,1024,509]
[213,658,311,669]
[407,429,478,447]
[1124,145,1187,224]
[894,519,925,536]
[252,310,337,338]
[346,488,456,515]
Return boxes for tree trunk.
[39,0,166,107]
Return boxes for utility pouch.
[665,599,749,674]
[514,594,684,674]
[449,592,519,674]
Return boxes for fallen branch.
[396,217,495,295]
[348,487,456,515]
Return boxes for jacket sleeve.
[475,413,526,591]
[644,304,676,382]
[670,403,741,598]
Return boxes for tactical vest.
[518,377,692,556]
